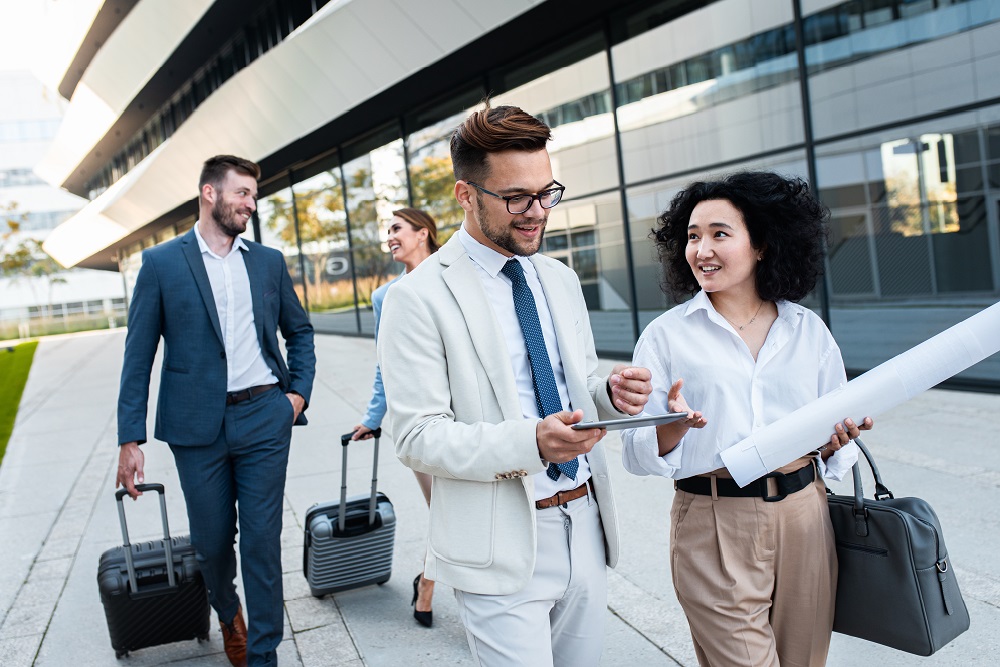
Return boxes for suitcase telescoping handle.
[115,483,177,594]
[338,428,382,532]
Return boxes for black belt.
[675,462,816,502]
[225,383,279,405]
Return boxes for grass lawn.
[0,340,38,464]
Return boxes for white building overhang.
[43,0,543,268]
[35,0,215,189]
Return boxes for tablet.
[570,412,689,431]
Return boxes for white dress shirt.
[458,227,591,500]
[621,290,858,481]
[194,222,278,392]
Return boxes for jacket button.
[220,351,226,359]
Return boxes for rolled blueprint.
[720,301,1000,487]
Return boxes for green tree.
[1,204,67,318]
[410,154,463,243]
[261,172,348,309]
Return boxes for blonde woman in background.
[351,207,440,627]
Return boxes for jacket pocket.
[428,478,496,568]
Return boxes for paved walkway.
[1,329,999,665]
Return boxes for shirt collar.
[683,289,801,329]
[458,224,532,279]
[194,220,248,258]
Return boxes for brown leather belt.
[225,383,279,405]
[535,479,594,510]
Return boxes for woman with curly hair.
[621,171,873,666]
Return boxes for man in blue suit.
[116,155,315,667]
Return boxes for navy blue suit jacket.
[117,229,316,446]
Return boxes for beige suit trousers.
[669,471,837,667]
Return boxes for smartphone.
[570,412,689,431]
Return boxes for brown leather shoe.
[220,606,248,667]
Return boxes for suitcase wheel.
[115,649,128,659]
[198,633,210,642]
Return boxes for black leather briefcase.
[826,438,970,655]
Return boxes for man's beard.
[476,197,546,257]
[212,198,249,237]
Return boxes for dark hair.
[653,171,828,303]
[450,99,551,183]
[199,155,261,190]
[393,207,440,253]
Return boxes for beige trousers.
[670,462,837,667]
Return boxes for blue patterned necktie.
[500,259,578,482]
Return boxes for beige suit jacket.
[377,233,621,596]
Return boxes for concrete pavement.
[1,328,999,665]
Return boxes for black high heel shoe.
[412,574,433,627]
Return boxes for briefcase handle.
[837,438,895,538]
[115,483,177,595]
[851,438,894,503]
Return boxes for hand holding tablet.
[570,412,689,431]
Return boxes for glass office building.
[43,0,1000,387]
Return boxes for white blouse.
[621,290,858,481]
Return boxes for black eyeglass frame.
[465,180,566,215]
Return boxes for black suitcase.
[97,483,211,658]
[303,427,396,597]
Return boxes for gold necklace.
[722,299,765,331]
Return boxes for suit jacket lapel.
[242,244,266,347]
[439,237,523,420]
[181,231,225,346]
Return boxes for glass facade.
[118,0,1000,387]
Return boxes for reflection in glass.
[257,188,307,308]
[343,138,408,334]
[933,196,992,293]
[827,214,875,296]
[407,105,470,240]
[545,193,632,354]
[496,46,618,197]
[289,168,357,334]
[612,3,801,183]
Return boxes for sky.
[0,0,44,73]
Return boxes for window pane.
[342,135,408,334]
[932,196,992,292]
[256,189,308,309]
[407,102,471,239]
[872,205,933,296]
[290,165,358,334]
[828,214,875,296]
[494,42,617,197]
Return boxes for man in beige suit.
[378,102,652,666]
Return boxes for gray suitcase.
[303,427,396,597]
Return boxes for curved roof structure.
[40,0,543,268]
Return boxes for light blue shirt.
[361,274,402,429]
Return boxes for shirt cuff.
[622,425,681,478]
[817,441,860,481]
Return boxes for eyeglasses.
[466,180,565,215]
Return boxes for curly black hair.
[652,171,829,303]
